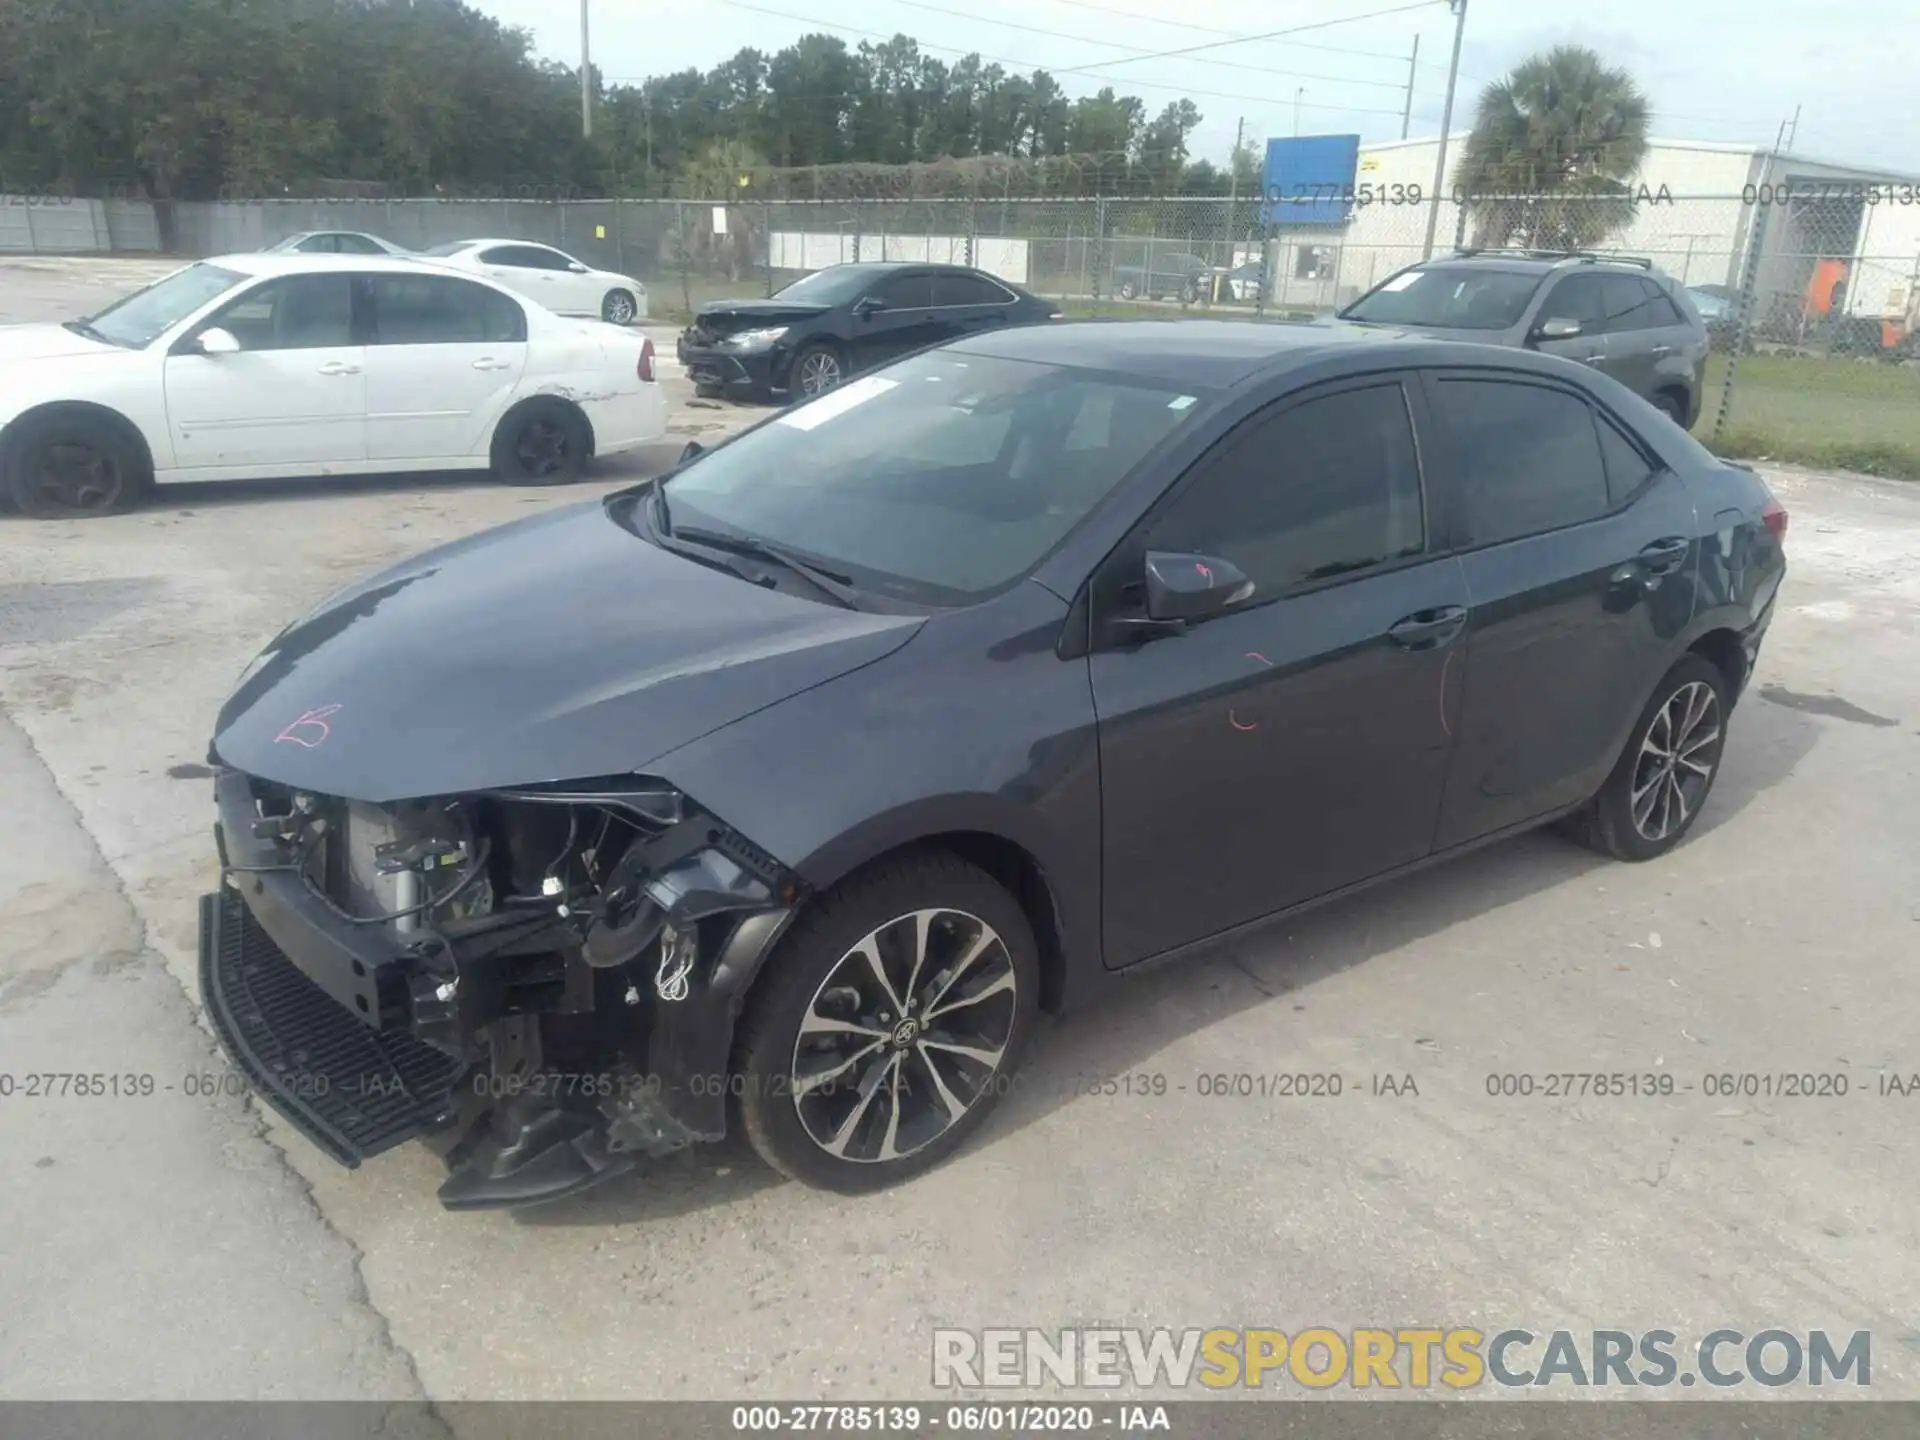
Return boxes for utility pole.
[579,0,593,139]
[1401,35,1420,140]
[1421,0,1467,260]
[1225,115,1245,270]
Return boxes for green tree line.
[0,0,1258,203]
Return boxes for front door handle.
[1651,344,1672,357]
[1637,536,1691,574]
[315,360,360,375]
[1388,605,1468,651]
[471,357,513,370]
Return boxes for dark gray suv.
[1339,251,1710,427]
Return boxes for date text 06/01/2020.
[729,1405,1170,1433]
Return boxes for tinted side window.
[1596,414,1656,503]
[875,273,934,308]
[480,245,557,269]
[370,274,527,345]
[934,272,1013,306]
[210,274,355,351]
[1540,273,1608,326]
[1643,282,1684,326]
[294,234,333,253]
[335,233,387,255]
[1600,275,1680,332]
[1148,383,1425,598]
[1438,379,1611,545]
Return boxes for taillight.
[638,337,656,383]
[1761,498,1788,539]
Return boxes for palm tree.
[1454,45,1650,252]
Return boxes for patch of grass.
[1694,352,1920,480]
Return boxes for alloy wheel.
[605,291,635,325]
[29,440,123,514]
[798,350,842,396]
[1630,680,1721,842]
[515,419,570,477]
[790,908,1018,1164]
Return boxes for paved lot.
[3,257,1919,1407]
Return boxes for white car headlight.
[720,326,789,349]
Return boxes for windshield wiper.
[670,525,863,610]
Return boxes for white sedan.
[419,239,649,326]
[0,253,667,518]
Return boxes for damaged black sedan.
[201,321,1785,1210]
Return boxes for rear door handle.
[471,357,512,370]
[316,360,360,375]
[1651,344,1672,356]
[1388,605,1468,651]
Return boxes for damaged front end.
[199,768,801,1210]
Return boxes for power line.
[1041,0,1410,61]
[1040,0,1478,78]
[706,0,1421,117]
[887,0,1416,92]
[1049,0,1447,76]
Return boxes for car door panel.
[363,274,530,461]
[163,274,366,470]
[1424,372,1700,849]
[1531,273,1610,371]
[1093,556,1469,967]
[850,273,940,371]
[1597,275,1664,398]
[1089,376,1465,968]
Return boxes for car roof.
[1417,251,1668,278]
[203,252,439,277]
[949,318,1451,387]
[949,317,1625,389]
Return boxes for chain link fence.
[4,186,1917,476]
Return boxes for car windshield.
[773,267,887,306]
[1341,265,1543,330]
[419,241,477,257]
[78,262,248,348]
[658,350,1205,605]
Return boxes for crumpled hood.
[211,497,924,801]
[0,323,122,366]
[689,300,830,337]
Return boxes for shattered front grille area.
[199,889,462,1166]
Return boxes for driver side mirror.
[1143,550,1254,623]
[568,262,589,274]
[679,440,705,464]
[194,327,241,356]
[1533,316,1583,341]
[853,295,888,318]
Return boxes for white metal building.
[1266,135,1920,328]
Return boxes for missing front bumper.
[198,888,462,1166]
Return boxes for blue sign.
[1263,135,1361,227]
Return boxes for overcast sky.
[477,0,1920,175]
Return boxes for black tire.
[600,289,638,326]
[488,400,591,487]
[788,341,846,400]
[1565,655,1729,862]
[693,380,725,400]
[1180,278,1201,304]
[1117,280,1139,300]
[1651,388,1688,426]
[1,410,150,519]
[733,850,1040,1193]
